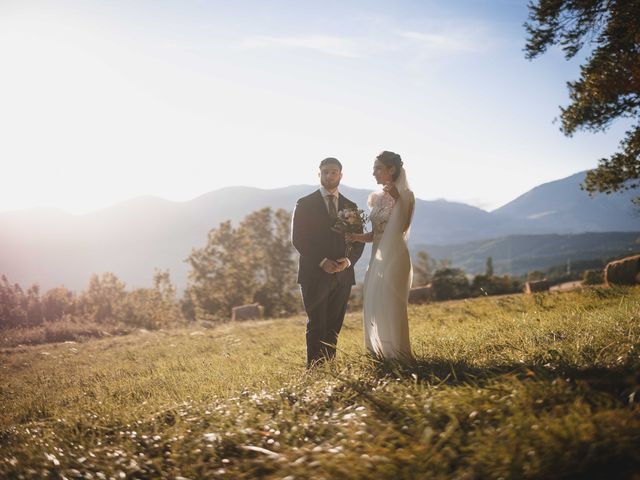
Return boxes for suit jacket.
[291,189,365,285]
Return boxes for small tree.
[0,275,27,328]
[252,209,299,317]
[413,251,437,286]
[527,271,546,282]
[583,269,605,285]
[185,207,299,321]
[42,286,76,322]
[472,274,521,297]
[485,256,494,277]
[79,273,127,323]
[185,220,254,321]
[431,268,471,301]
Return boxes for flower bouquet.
[331,207,368,257]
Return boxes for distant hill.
[414,232,640,276]
[492,171,639,233]
[0,171,638,291]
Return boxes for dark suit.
[291,189,365,366]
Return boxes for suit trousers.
[301,275,352,367]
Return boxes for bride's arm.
[346,231,373,243]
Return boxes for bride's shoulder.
[367,191,384,208]
[368,190,395,207]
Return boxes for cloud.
[399,28,488,55]
[239,23,490,61]
[240,34,363,58]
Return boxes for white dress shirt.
[318,186,351,270]
[319,185,339,216]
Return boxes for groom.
[292,157,365,367]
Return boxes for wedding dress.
[363,167,415,360]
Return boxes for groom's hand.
[321,259,340,274]
[335,257,351,272]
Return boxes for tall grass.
[1,286,639,479]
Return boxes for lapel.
[338,193,347,212]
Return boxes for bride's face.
[372,160,395,185]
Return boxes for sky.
[0,0,632,214]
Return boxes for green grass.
[2,287,640,479]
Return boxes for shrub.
[472,274,522,297]
[431,268,471,300]
[583,269,604,285]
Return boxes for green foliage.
[122,289,177,330]
[485,256,494,277]
[251,209,300,318]
[472,274,522,297]
[2,288,640,478]
[431,268,471,300]
[41,286,76,322]
[0,270,183,333]
[117,269,182,329]
[583,268,605,285]
[185,208,298,321]
[525,0,640,203]
[527,270,546,282]
[0,275,44,328]
[413,250,437,286]
[78,272,127,323]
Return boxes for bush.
[78,273,127,324]
[472,274,522,297]
[0,276,44,328]
[42,287,76,321]
[122,288,181,330]
[431,268,471,300]
[583,269,604,285]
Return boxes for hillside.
[2,287,640,479]
[0,171,638,291]
[414,231,640,276]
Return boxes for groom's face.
[319,164,342,190]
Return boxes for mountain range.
[1,171,638,291]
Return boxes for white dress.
[363,168,415,360]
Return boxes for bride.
[347,151,415,360]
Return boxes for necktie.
[326,194,338,219]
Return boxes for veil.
[393,167,414,241]
[369,166,414,265]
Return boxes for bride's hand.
[383,183,399,199]
[345,232,363,243]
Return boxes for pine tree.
[485,256,494,277]
[525,0,640,204]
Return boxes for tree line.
[1,207,300,330]
[2,206,611,331]
[412,253,522,301]
[0,270,180,330]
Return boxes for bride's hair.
[376,151,403,181]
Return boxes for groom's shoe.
[306,357,325,369]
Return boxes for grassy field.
[1,286,640,479]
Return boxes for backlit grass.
[1,286,639,479]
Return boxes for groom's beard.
[321,179,340,190]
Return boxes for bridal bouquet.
[331,207,368,257]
